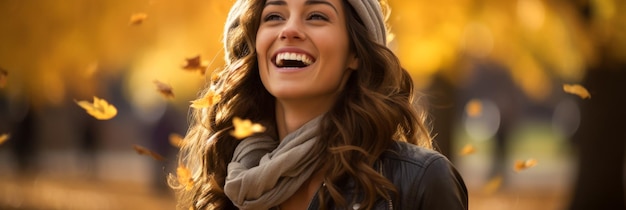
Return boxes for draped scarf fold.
[224,116,323,210]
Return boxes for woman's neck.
[275,99,332,140]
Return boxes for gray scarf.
[224,116,323,210]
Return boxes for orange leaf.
[84,62,98,78]
[563,84,591,99]
[182,55,208,75]
[177,165,194,191]
[154,80,175,99]
[129,13,148,25]
[482,175,503,195]
[75,96,118,120]
[0,68,7,88]
[230,117,266,139]
[459,144,476,156]
[132,144,166,161]
[514,158,538,172]
[465,99,482,117]
[190,91,221,109]
[0,133,10,145]
[169,133,185,148]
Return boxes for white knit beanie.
[346,0,387,45]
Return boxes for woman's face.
[256,0,358,104]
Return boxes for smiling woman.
[171,0,468,209]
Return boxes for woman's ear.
[348,54,359,70]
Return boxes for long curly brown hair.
[170,0,433,209]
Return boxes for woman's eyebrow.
[305,0,338,15]
[264,0,338,15]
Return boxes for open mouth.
[274,52,315,68]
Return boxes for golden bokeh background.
[0,0,625,209]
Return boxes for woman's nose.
[279,19,306,41]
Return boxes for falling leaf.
[514,158,538,172]
[482,175,503,195]
[0,68,8,88]
[563,84,591,99]
[84,62,98,78]
[190,91,221,109]
[154,80,175,99]
[182,55,208,75]
[459,144,476,156]
[132,144,165,161]
[177,165,194,191]
[0,133,10,145]
[230,117,266,139]
[465,99,482,117]
[129,13,148,25]
[169,133,185,148]
[75,96,118,120]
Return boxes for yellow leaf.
[563,84,591,99]
[514,158,538,172]
[482,175,503,195]
[0,133,10,145]
[177,165,194,191]
[154,80,175,99]
[132,144,166,161]
[169,133,185,148]
[190,91,221,109]
[75,96,118,120]
[230,117,266,139]
[129,13,148,25]
[465,99,482,117]
[459,144,476,156]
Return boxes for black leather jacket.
[307,141,468,210]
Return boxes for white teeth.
[275,52,313,66]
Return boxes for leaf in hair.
[177,165,194,191]
[75,96,118,120]
[230,117,266,139]
[190,90,221,109]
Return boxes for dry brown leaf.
[514,158,538,172]
[169,133,185,148]
[466,99,482,117]
[0,68,8,88]
[177,165,194,191]
[459,144,476,156]
[563,84,591,99]
[190,91,221,109]
[182,55,208,75]
[132,144,166,161]
[154,80,175,99]
[75,96,118,120]
[482,175,503,195]
[230,117,266,139]
[0,133,10,145]
[129,13,148,25]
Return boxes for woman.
[172,0,468,209]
